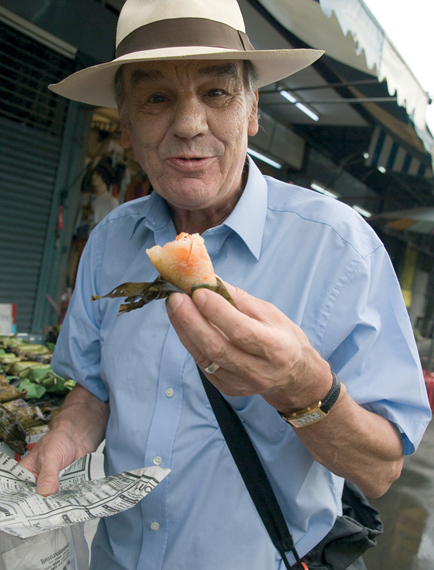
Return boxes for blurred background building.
[0,0,433,334]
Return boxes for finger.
[36,466,61,496]
[20,449,60,496]
[19,454,38,479]
[191,287,285,359]
[167,293,249,370]
[167,293,292,397]
[220,281,284,324]
[22,439,70,496]
[166,293,222,363]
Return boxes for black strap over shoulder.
[198,367,304,570]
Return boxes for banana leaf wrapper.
[27,395,64,422]
[2,400,47,430]
[0,338,25,349]
[26,364,53,382]
[17,378,46,399]
[0,375,24,403]
[91,275,235,314]
[3,361,42,376]
[0,383,23,403]
[13,406,47,431]
[0,353,20,366]
[26,424,50,436]
[2,398,28,412]
[0,404,27,455]
[18,352,52,364]
[33,372,76,395]
[27,394,65,408]
[12,343,51,356]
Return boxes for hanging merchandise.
[64,110,155,300]
[75,155,120,239]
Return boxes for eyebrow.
[129,69,165,91]
[196,63,240,81]
[128,62,241,92]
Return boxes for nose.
[171,95,208,139]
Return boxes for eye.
[206,89,225,98]
[148,94,168,104]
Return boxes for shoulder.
[91,196,150,236]
[264,176,382,259]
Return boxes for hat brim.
[49,47,323,108]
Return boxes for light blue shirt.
[52,157,431,570]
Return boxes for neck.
[171,168,248,234]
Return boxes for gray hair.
[114,60,258,110]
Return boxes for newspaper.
[0,452,170,539]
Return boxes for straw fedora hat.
[49,0,324,108]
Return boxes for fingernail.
[37,483,54,497]
[167,292,184,313]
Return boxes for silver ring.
[204,362,220,374]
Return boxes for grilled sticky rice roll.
[92,232,235,312]
[146,233,218,294]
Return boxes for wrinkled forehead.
[123,59,244,88]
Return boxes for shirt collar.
[130,156,268,259]
[220,156,267,260]
[130,190,174,241]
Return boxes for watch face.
[289,408,327,428]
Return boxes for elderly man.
[21,0,431,569]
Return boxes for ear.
[247,90,259,137]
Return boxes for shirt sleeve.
[51,229,109,402]
[320,245,431,455]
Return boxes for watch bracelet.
[278,371,341,428]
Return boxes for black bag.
[198,368,383,570]
[302,481,383,569]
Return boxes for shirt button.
[165,388,174,398]
[150,522,160,531]
[153,455,162,466]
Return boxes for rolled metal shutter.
[0,19,76,332]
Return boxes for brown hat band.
[116,17,255,58]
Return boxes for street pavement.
[364,339,434,570]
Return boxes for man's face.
[119,59,258,213]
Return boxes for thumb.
[36,465,61,496]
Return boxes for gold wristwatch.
[278,372,341,428]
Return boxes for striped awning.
[365,126,433,179]
[257,0,432,155]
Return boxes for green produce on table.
[0,338,25,349]
[0,353,20,366]
[2,398,28,411]
[13,344,52,358]
[0,374,23,403]
[16,378,46,399]
[3,361,42,376]
[30,395,64,421]
[36,372,76,395]
[14,343,50,354]
[3,400,47,431]
[25,365,52,382]
[26,424,50,436]
[0,404,27,455]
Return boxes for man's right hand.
[20,384,109,496]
